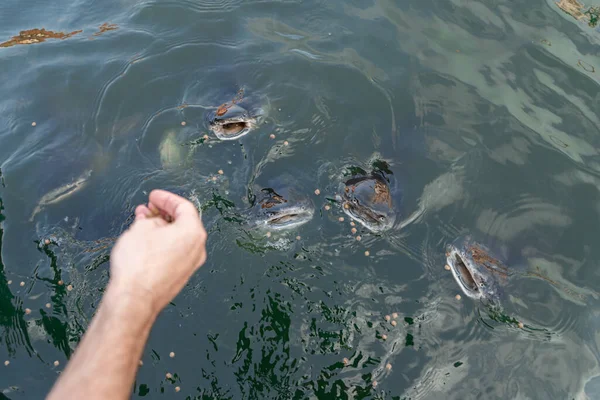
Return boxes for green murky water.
[1,0,600,398]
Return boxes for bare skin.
[47,189,208,400]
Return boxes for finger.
[135,204,152,218]
[149,190,199,222]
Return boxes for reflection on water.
[1,0,600,397]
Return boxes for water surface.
[1,0,600,398]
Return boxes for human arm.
[47,189,207,400]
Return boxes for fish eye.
[378,216,386,222]
[352,198,359,204]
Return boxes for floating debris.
[92,23,118,37]
[585,6,600,27]
[556,0,586,20]
[541,39,552,46]
[0,28,82,48]
[578,59,595,72]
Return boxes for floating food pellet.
[372,381,377,388]
[351,228,357,234]
[356,236,362,241]
[384,315,391,321]
[58,280,64,286]
[45,303,51,308]
[32,122,37,127]
[324,205,331,211]
[364,251,370,256]
[175,386,181,392]
[342,357,349,365]
[444,264,451,271]
[44,239,51,245]
[386,363,392,370]
[181,121,186,126]
[7,280,11,285]
[3,361,8,366]
[283,141,289,146]
[455,294,461,300]
[54,361,59,367]
[350,221,355,226]
[67,285,73,291]
[338,217,344,222]
[314,189,320,195]
[518,322,524,329]
[217,169,224,175]
[269,134,276,139]
[139,360,143,366]
[266,232,272,238]
[211,176,217,182]
[391,320,397,327]
[203,134,209,141]
[25,308,31,315]
[381,334,387,340]
[20,281,25,287]
[343,203,350,209]
[166,372,172,379]
[296,236,301,240]
[392,312,398,319]
[169,352,175,358]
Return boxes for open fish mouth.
[342,201,393,232]
[446,247,484,299]
[264,207,314,230]
[210,117,256,140]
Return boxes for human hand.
[107,189,207,316]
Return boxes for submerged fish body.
[206,92,262,140]
[445,235,509,303]
[341,163,397,233]
[29,170,93,221]
[247,179,314,231]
